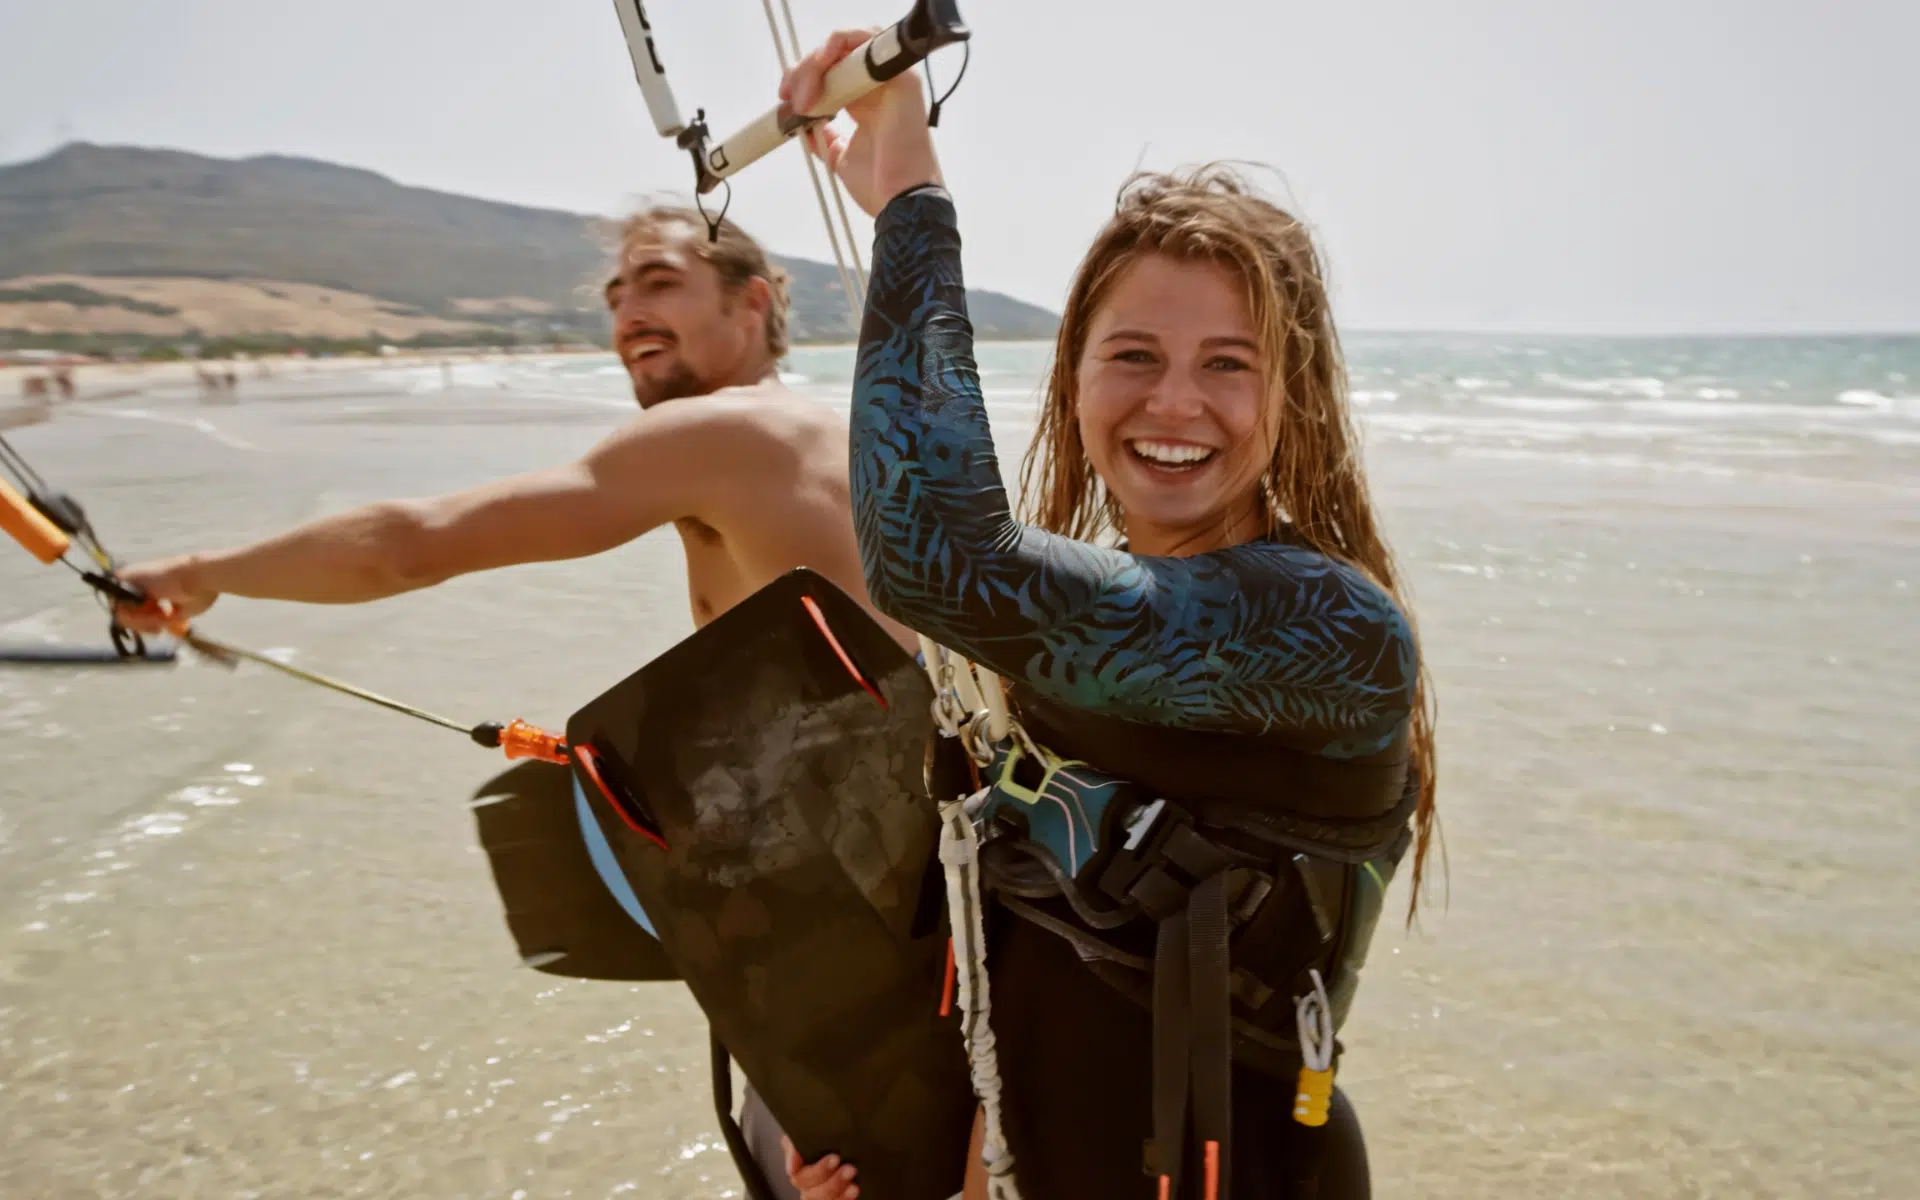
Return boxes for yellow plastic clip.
[993,738,1072,807]
[1293,1065,1334,1127]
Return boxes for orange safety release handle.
[475,718,569,764]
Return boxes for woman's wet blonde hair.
[1016,164,1441,920]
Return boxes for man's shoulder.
[620,384,842,446]
[590,385,845,485]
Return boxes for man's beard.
[632,360,704,409]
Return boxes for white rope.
[773,0,870,298]
[975,669,1011,742]
[940,791,1025,1200]
[947,650,988,717]
[757,0,863,330]
[1296,967,1334,1073]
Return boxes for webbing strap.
[1147,876,1237,1200]
[709,1032,780,1200]
[1151,911,1193,1195]
[1189,873,1234,1199]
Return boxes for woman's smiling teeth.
[1127,439,1217,471]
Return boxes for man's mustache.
[618,325,678,350]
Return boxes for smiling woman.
[1067,254,1274,553]
[777,24,1435,1200]
[865,174,1432,1200]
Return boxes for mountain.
[0,143,1059,349]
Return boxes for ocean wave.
[1837,390,1920,417]
[1838,390,1891,409]
[1366,412,1692,443]
[1457,446,1739,478]
[1351,389,1399,405]
[1473,395,1599,414]
[1539,373,1668,398]
[1623,399,1875,421]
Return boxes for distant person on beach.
[111,204,904,1200]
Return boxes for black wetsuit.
[850,186,1417,1198]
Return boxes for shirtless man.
[115,207,910,645]
[113,205,903,1200]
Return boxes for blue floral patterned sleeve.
[850,187,1415,758]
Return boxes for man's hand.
[114,556,217,634]
[782,27,943,217]
[783,1136,860,1200]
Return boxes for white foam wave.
[1837,390,1891,409]
[1365,412,1691,443]
[1539,373,1667,399]
[1837,390,1920,418]
[1623,399,1870,421]
[1458,446,1738,478]
[1474,395,1599,414]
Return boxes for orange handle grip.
[138,600,193,639]
[1,478,70,564]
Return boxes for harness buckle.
[1094,799,1238,921]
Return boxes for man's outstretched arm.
[115,399,785,628]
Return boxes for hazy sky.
[2,0,1915,332]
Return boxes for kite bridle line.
[757,0,870,316]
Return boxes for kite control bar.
[2,431,570,764]
[612,0,970,194]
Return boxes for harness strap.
[997,894,1151,971]
[1189,873,1234,1200]
[1147,873,1235,1200]
[708,1032,780,1200]
[1151,910,1192,1198]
